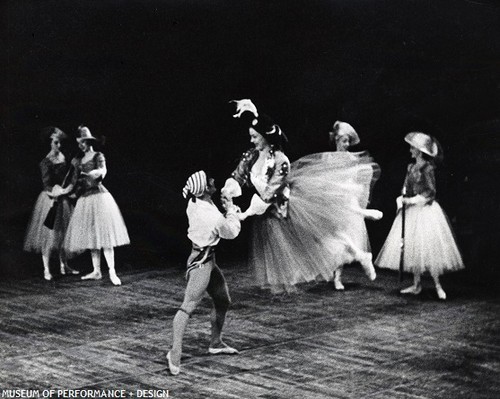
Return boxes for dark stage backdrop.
[2,0,500,282]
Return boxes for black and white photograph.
[1,0,499,397]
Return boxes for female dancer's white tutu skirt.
[250,151,379,293]
[375,201,464,276]
[64,190,130,254]
[24,191,73,256]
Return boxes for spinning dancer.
[222,100,381,294]
[328,121,379,290]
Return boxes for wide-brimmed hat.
[76,126,98,142]
[405,132,438,157]
[332,121,360,146]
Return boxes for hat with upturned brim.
[332,121,360,146]
[405,132,438,157]
[76,126,98,142]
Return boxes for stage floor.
[0,260,499,398]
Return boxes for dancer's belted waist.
[186,244,215,278]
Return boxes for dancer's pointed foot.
[360,253,376,281]
[166,351,180,376]
[44,271,53,281]
[436,286,447,300]
[334,278,345,290]
[81,271,102,280]
[109,272,122,286]
[400,284,422,295]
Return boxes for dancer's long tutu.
[24,191,73,256]
[250,151,379,293]
[64,191,130,254]
[375,201,464,275]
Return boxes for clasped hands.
[80,170,102,179]
[396,194,428,209]
[48,184,71,199]
[220,195,247,221]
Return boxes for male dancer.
[167,171,241,375]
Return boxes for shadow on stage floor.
[0,259,499,398]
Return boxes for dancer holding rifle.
[376,132,464,300]
[24,127,79,280]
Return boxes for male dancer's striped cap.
[182,170,207,199]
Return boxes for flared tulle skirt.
[250,151,379,293]
[375,201,465,275]
[23,191,73,256]
[64,191,130,254]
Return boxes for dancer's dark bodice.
[403,161,436,201]
[71,152,109,197]
[40,158,69,191]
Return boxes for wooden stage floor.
[0,260,499,398]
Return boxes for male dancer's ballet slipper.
[166,351,180,375]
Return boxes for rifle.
[43,161,75,229]
[399,186,407,282]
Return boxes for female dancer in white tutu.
[167,171,241,376]
[375,132,464,300]
[24,127,79,280]
[328,121,379,290]
[222,100,381,294]
[64,126,130,286]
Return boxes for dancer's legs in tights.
[59,250,79,275]
[103,248,121,286]
[169,264,213,367]
[339,233,376,280]
[333,266,344,290]
[206,264,231,348]
[82,249,102,280]
[401,272,422,294]
[42,254,52,281]
[431,271,446,300]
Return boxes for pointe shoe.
[81,271,102,280]
[436,286,447,300]
[109,272,122,286]
[334,278,345,290]
[400,284,422,295]
[61,265,79,275]
[208,342,239,355]
[360,253,376,281]
[44,270,53,281]
[166,351,180,376]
